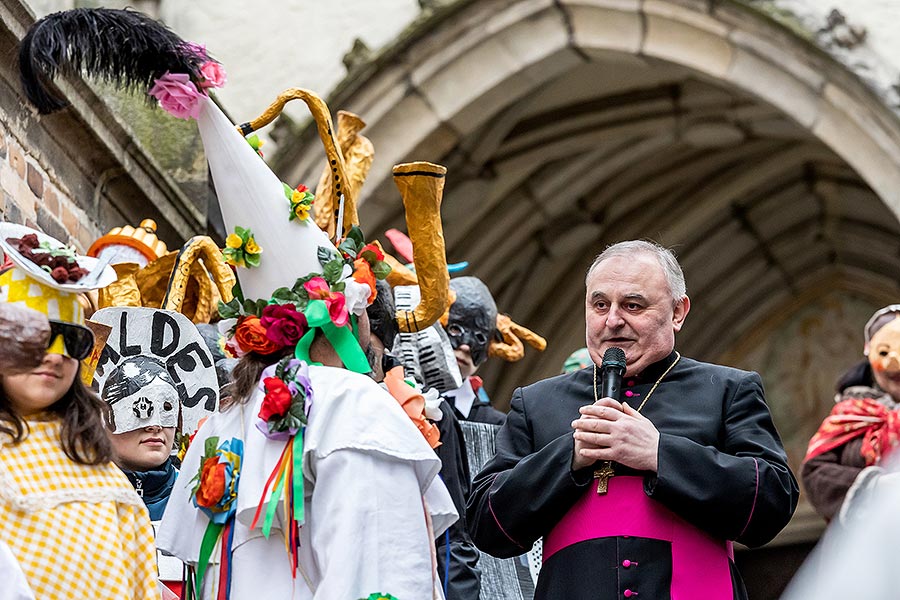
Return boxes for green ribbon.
[194,521,223,596]
[293,431,305,524]
[295,299,370,373]
[262,465,287,539]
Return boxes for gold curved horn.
[97,263,143,309]
[161,236,236,321]
[314,111,374,239]
[392,162,450,333]
[489,314,547,362]
[237,89,352,242]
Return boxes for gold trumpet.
[391,162,451,333]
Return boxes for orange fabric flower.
[352,257,377,304]
[234,316,282,355]
[195,456,226,508]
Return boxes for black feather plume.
[19,8,205,114]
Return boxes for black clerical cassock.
[466,351,799,600]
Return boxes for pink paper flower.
[149,72,206,120]
[199,61,227,89]
[304,277,349,327]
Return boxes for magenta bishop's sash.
[543,476,734,600]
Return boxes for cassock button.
[626,380,636,387]
[624,590,637,598]
[624,390,634,397]
[622,560,633,568]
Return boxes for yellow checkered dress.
[0,417,161,599]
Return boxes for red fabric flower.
[234,316,283,355]
[352,258,377,304]
[261,303,308,346]
[195,456,226,508]
[359,243,385,262]
[259,377,293,422]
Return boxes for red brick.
[26,162,44,199]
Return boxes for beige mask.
[867,316,900,375]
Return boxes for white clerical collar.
[444,377,476,419]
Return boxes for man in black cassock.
[466,240,799,600]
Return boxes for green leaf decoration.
[337,238,358,259]
[372,261,392,280]
[218,298,242,320]
[346,226,365,247]
[245,252,261,268]
[332,281,346,293]
[323,259,344,284]
[317,246,337,266]
[204,436,220,456]
[271,287,300,305]
[283,182,294,200]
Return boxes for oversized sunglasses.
[48,320,95,361]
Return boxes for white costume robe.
[158,365,457,599]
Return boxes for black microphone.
[600,347,627,401]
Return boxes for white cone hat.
[196,96,335,300]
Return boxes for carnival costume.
[0,223,160,600]
[17,9,459,598]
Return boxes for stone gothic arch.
[272,0,900,552]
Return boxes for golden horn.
[161,236,236,322]
[392,162,450,333]
[489,314,548,362]
[97,263,143,309]
[314,111,373,239]
[237,89,352,242]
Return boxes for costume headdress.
[0,223,116,369]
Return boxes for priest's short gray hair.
[586,240,687,304]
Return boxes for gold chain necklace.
[591,351,681,494]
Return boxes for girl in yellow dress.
[0,224,161,600]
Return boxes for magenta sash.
[543,476,734,600]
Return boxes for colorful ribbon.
[250,430,305,578]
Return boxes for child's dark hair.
[0,364,113,465]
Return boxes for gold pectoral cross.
[593,461,615,495]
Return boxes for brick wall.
[0,121,102,252]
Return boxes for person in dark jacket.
[467,240,798,600]
[443,277,506,425]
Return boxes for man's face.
[584,253,689,377]
[868,317,900,401]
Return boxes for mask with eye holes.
[447,277,498,367]
[102,356,180,433]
